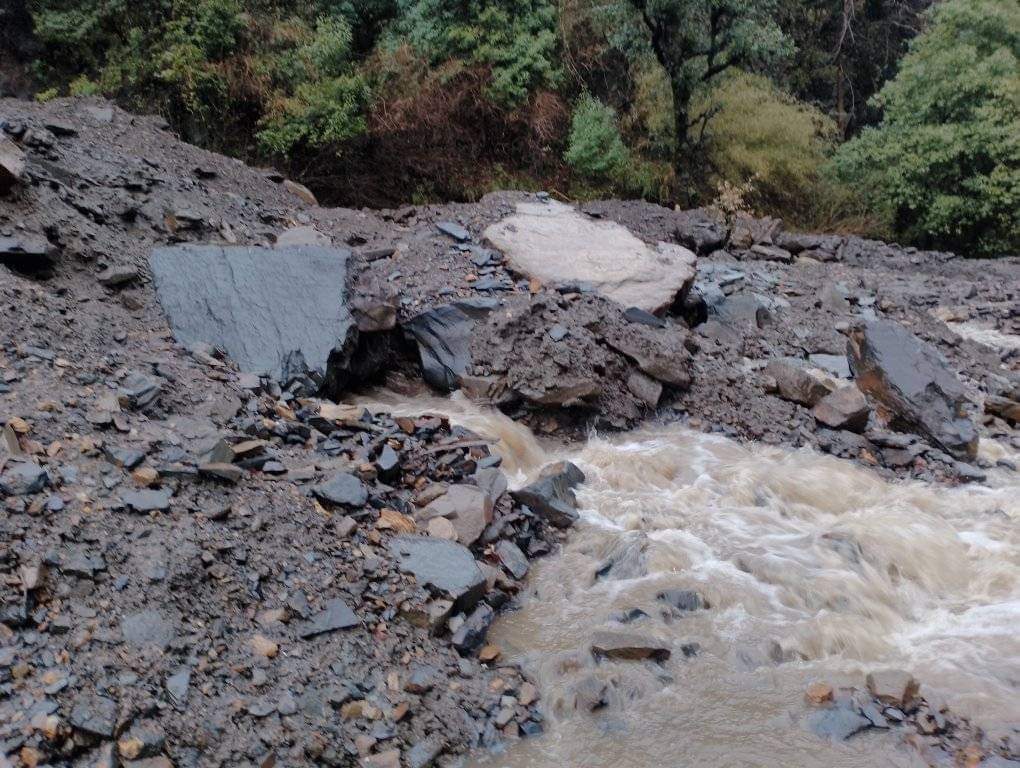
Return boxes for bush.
[831,0,1020,256]
[564,94,630,182]
[694,73,843,223]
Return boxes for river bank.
[1,97,1019,768]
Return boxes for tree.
[831,0,1020,256]
[626,0,789,195]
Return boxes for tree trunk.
[671,78,694,204]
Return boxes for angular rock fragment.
[765,358,836,407]
[866,669,919,710]
[812,386,870,432]
[848,320,978,459]
[0,136,26,193]
[69,694,118,738]
[121,488,172,513]
[484,200,696,313]
[420,484,493,545]
[511,461,585,528]
[806,705,871,741]
[312,472,368,507]
[149,245,354,383]
[0,461,49,496]
[0,234,56,272]
[450,603,494,654]
[298,598,360,637]
[388,536,486,610]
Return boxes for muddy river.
[362,390,1020,767]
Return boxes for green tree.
[625,0,790,194]
[564,94,631,181]
[391,0,560,105]
[831,0,1020,255]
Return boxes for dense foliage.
[11,0,1017,254]
[832,0,1020,255]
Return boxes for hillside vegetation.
[10,0,1019,254]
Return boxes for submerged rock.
[848,320,978,459]
[484,200,696,314]
[591,630,671,662]
[149,245,354,383]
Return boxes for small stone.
[165,668,190,707]
[313,472,369,507]
[406,736,444,768]
[426,516,457,539]
[866,669,919,710]
[98,265,140,288]
[478,644,501,663]
[805,682,833,705]
[121,488,172,512]
[361,749,401,768]
[251,634,279,659]
[436,221,470,242]
[298,598,359,638]
[69,694,118,738]
[131,467,159,487]
[199,462,243,483]
[518,682,538,706]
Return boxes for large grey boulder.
[149,245,354,382]
[848,320,978,459]
[484,201,696,314]
[388,536,486,610]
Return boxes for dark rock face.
[848,320,978,459]
[0,233,56,272]
[404,299,497,391]
[388,536,487,610]
[511,461,585,528]
[149,245,354,382]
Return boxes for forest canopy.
[13,0,1019,255]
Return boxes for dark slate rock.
[403,299,496,391]
[388,536,486,610]
[848,320,978,459]
[495,540,528,580]
[117,371,162,409]
[297,598,359,638]
[436,221,471,242]
[312,472,368,507]
[121,610,176,650]
[149,245,354,382]
[806,705,872,741]
[656,589,707,612]
[165,668,190,708]
[0,461,49,496]
[69,695,118,738]
[511,461,585,529]
[451,603,494,654]
[121,488,172,513]
[623,307,667,328]
[0,234,56,272]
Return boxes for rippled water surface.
[357,390,1020,767]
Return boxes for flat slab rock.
[149,245,353,381]
[484,201,695,313]
[388,535,486,610]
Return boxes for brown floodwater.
[356,390,1020,767]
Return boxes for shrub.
[831,0,1020,256]
[694,73,841,223]
[564,94,630,182]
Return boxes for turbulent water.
[357,389,1020,767]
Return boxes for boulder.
[728,213,781,250]
[312,472,369,508]
[848,321,978,459]
[812,386,870,432]
[149,245,354,383]
[484,201,696,314]
[674,209,728,254]
[388,536,486,610]
[511,461,585,528]
[0,136,26,193]
[403,298,497,391]
[420,484,494,545]
[765,358,837,407]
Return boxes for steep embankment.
[1,96,1019,768]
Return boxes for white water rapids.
[356,389,1020,767]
